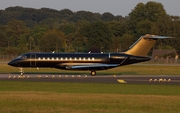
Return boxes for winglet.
[124,34,173,56]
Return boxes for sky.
[0,0,180,17]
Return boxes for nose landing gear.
[19,67,24,76]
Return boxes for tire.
[91,71,96,76]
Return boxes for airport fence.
[150,57,179,64]
[0,54,18,60]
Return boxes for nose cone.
[8,60,17,67]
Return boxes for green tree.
[80,21,113,51]
[29,26,48,51]
[5,19,30,47]
[72,36,88,52]
[137,20,153,35]
[111,36,121,52]
[145,1,167,22]
[17,35,29,54]
[75,20,90,31]
[120,34,134,51]
[75,11,101,22]
[0,11,14,24]
[59,23,75,35]
[151,16,180,51]
[65,33,76,52]
[107,21,127,37]
[101,12,115,21]
[59,9,74,15]
[0,25,7,48]
[128,1,167,37]
[27,36,36,52]
[39,30,65,52]
[24,20,38,28]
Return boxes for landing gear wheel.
[20,72,24,76]
[19,68,24,76]
[90,71,96,76]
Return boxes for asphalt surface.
[1,74,180,84]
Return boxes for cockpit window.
[22,55,27,59]
[21,55,27,59]
[17,55,27,59]
[16,55,22,59]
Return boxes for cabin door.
[30,54,36,66]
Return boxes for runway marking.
[117,79,127,83]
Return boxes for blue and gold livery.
[8,34,172,76]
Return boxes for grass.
[1,62,180,112]
[0,92,180,113]
[0,81,180,113]
[1,81,180,95]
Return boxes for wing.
[58,63,119,70]
[71,64,118,69]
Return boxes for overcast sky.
[0,0,179,16]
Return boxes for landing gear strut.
[19,67,24,76]
[90,71,96,76]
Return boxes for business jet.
[8,34,172,76]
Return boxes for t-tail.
[124,34,172,56]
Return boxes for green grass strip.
[0,81,180,113]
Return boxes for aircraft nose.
[8,60,17,66]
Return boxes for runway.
[1,74,180,84]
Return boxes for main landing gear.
[90,70,96,76]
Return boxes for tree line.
[0,1,180,56]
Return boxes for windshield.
[16,55,27,59]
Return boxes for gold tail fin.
[124,34,172,56]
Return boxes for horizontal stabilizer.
[143,35,173,39]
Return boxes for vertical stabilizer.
[124,34,172,56]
